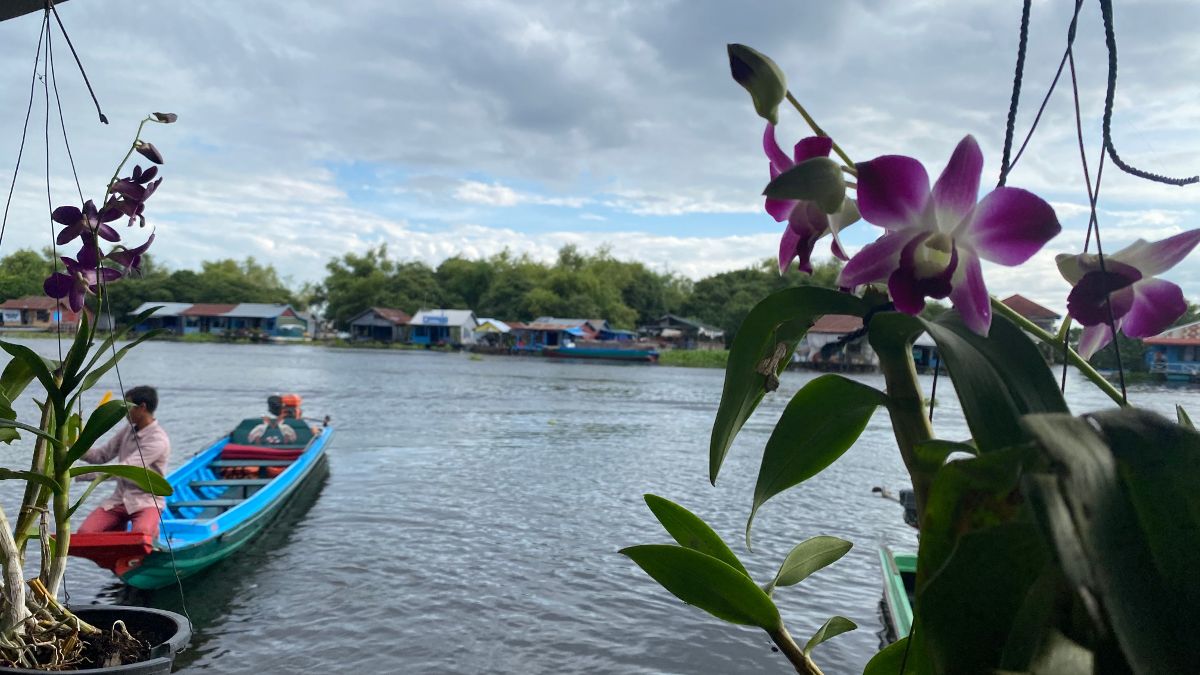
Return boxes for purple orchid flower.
[836,135,1061,335]
[111,166,163,226]
[51,199,122,245]
[43,249,122,313]
[1057,229,1200,358]
[763,125,857,274]
[108,232,155,274]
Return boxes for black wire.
[49,1,107,125]
[1098,0,1197,186]
[997,0,1032,187]
[42,15,63,365]
[48,27,84,204]
[0,11,47,251]
[927,354,939,423]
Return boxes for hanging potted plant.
[0,110,189,671]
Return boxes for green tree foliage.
[0,249,52,301]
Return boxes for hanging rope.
[996,0,1032,187]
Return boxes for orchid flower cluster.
[765,122,1198,352]
[42,116,173,314]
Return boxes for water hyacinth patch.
[1057,229,1200,358]
[837,135,1061,335]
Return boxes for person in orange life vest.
[77,386,170,537]
[247,395,297,444]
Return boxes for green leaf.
[919,311,1067,453]
[727,44,787,126]
[643,494,748,577]
[763,156,847,214]
[912,439,976,473]
[64,400,129,466]
[69,464,171,496]
[0,468,61,495]
[67,474,109,519]
[765,535,852,594]
[0,418,63,447]
[79,329,162,393]
[1022,408,1200,673]
[749,374,885,542]
[0,340,62,411]
[620,544,781,630]
[710,287,868,484]
[863,638,913,675]
[79,306,159,376]
[1176,404,1194,429]
[803,615,856,657]
[0,354,38,404]
[59,311,92,394]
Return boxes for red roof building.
[1001,294,1060,331]
[0,296,82,330]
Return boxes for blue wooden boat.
[542,343,658,363]
[70,409,334,590]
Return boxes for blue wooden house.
[1144,321,1200,380]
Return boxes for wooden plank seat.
[170,499,245,510]
[189,479,272,488]
[209,459,294,468]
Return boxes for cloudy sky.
[0,0,1197,311]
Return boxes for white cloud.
[453,180,589,208]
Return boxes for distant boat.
[70,408,334,590]
[542,341,658,363]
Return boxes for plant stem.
[990,298,1126,406]
[875,337,935,523]
[0,505,31,638]
[103,115,151,201]
[785,91,856,174]
[43,424,70,597]
[768,627,823,675]
[13,402,54,560]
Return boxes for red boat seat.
[68,531,154,577]
[220,443,305,460]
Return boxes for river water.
[1,340,1198,674]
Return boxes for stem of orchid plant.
[103,116,152,201]
[874,336,935,526]
[785,92,857,174]
[43,423,71,597]
[989,297,1126,406]
[0,504,31,639]
[767,626,823,675]
[13,402,54,561]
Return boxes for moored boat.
[70,397,334,590]
[542,342,658,363]
[879,546,916,642]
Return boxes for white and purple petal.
[763,124,793,173]
[837,230,920,288]
[948,252,991,335]
[1121,278,1187,338]
[958,187,1060,265]
[854,155,931,231]
[1110,229,1200,278]
[1067,270,1139,326]
[779,203,830,274]
[793,136,833,164]
[1076,323,1115,360]
[931,135,983,230]
[887,234,958,316]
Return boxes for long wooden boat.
[542,343,658,363]
[879,546,916,642]
[70,414,334,590]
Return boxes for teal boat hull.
[542,346,658,362]
[879,546,916,641]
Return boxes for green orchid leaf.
[863,638,912,675]
[64,400,129,466]
[66,474,109,519]
[765,535,852,594]
[0,468,61,495]
[1176,404,1194,429]
[643,494,748,577]
[69,464,171,496]
[727,44,787,126]
[0,340,62,411]
[763,156,847,214]
[748,374,885,543]
[919,311,1067,453]
[59,311,92,394]
[79,329,163,393]
[711,287,868,484]
[0,418,63,448]
[912,438,976,473]
[620,544,781,630]
[1022,408,1200,673]
[803,615,857,657]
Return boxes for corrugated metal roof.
[222,303,293,318]
[128,301,194,317]
[410,309,476,326]
[0,296,65,310]
[181,303,237,316]
[1145,320,1200,346]
[475,318,511,333]
[1001,294,1060,320]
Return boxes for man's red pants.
[78,505,159,537]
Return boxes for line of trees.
[0,244,843,342]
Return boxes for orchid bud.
[135,141,164,164]
[151,112,178,124]
[728,44,787,126]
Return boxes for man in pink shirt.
[77,386,171,537]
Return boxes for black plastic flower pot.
[0,606,190,674]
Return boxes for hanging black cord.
[42,14,64,364]
[0,12,48,251]
[48,26,84,204]
[1097,0,1196,187]
[49,1,107,125]
[996,0,1032,187]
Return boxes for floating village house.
[999,294,1060,332]
[1144,320,1200,380]
[0,296,85,331]
[130,302,308,338]
[348,307,411,342]
[408,309,478,346]
[473,318,511,347]
[639,314,725,349]
[794,314,878,370]
[510,317,612,352]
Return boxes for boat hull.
[542,346,658,362]
[879,546,916,642]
